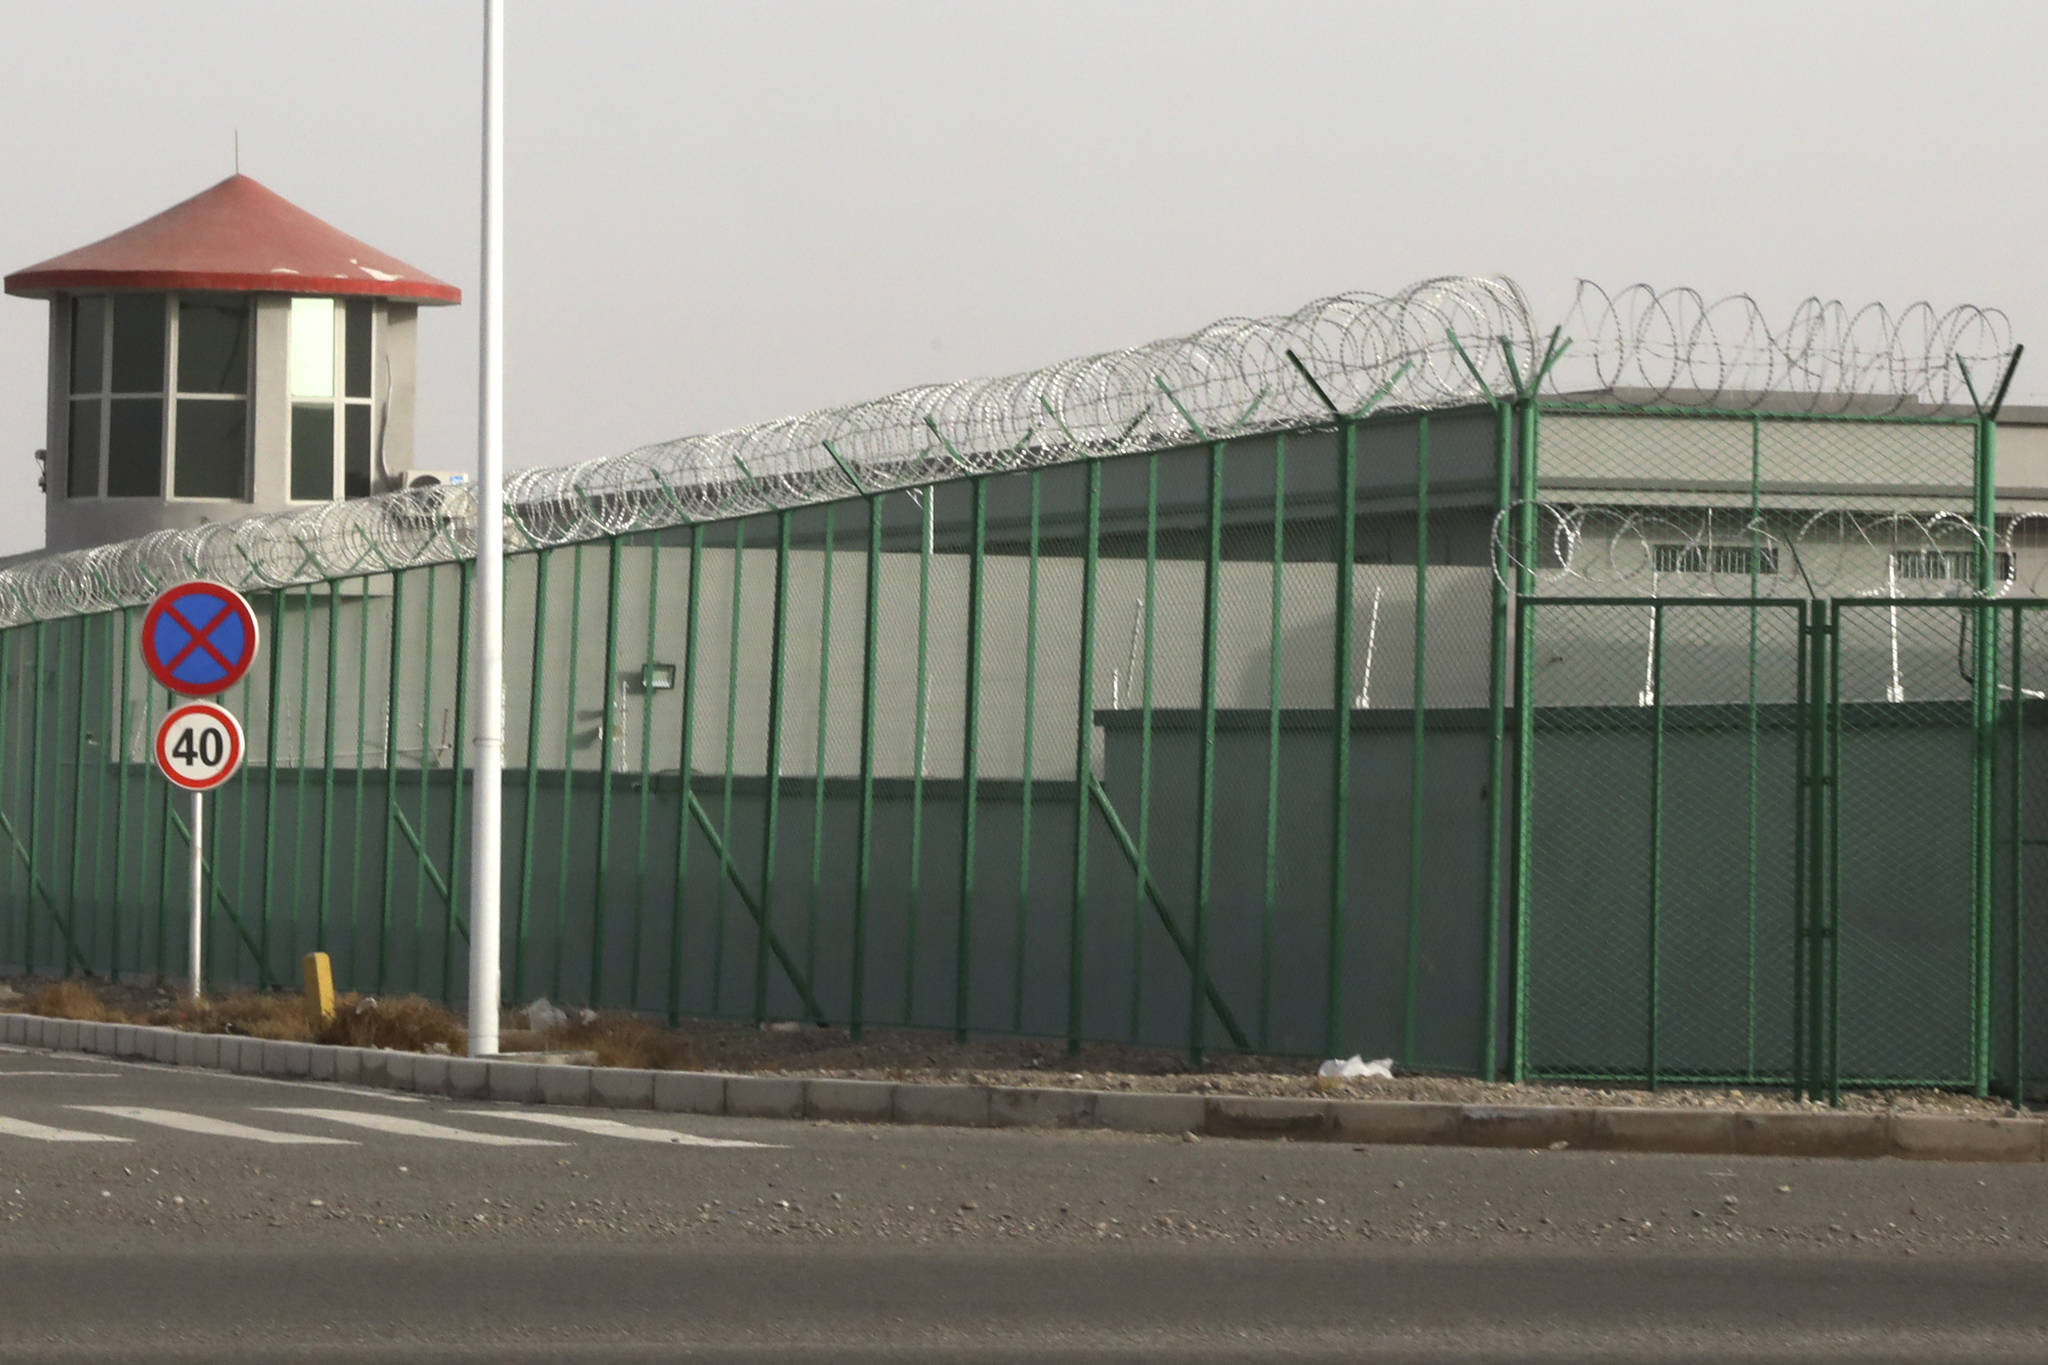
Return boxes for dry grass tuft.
[149,991,317,1041]
[318,993,466,1053]
[541,1012,699,1071]
[25,980,123,1023]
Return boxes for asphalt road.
[4,1042,2048,1361]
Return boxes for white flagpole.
[467,0,506,1057]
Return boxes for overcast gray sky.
[2,0,2044,557]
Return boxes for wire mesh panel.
[1520,598,1806,1084]
[1521,411,1979,603]
[1993,604,2048,1100]
[1830,601,1979,1087]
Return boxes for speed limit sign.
[154,702,245,792]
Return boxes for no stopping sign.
[155,703,245,791]
[141,581,259,697]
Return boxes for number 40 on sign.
[154,702,245,791]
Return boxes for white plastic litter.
[1318,1055,1395,1080]
[525,997,567,1032]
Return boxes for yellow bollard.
[301,952,336,1030]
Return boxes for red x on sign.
[141,581,260,697]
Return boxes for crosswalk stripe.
[70,1106,357,1145]
[0,1115,132,1143]
[454,1110,775,1148]
[255,1108,566,1146]
[0,1071,120,1079]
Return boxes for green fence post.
[377,574,406,994]
[1793,600,1811,1100]
[1012,473,1042,1034]
[905,493,933,1024]
[1326,417,1356,1057]
[85,617,113,972]
[2009,605,2026,1107]
[1510,397,1540,1080]
[1647,602,1667,1091]
[409,569,440,995]
[515,550,551,1004]
[669,528,705,1024]
[349,577,372,985]
[553,545,587,1001]
[1745,416,1763,1079]
[631,540,661,1012]
[756,514,792,1024]
[805,511,834,992]
[1826,601,1843,1106]
[1191,438,1226,1066]
[64,619,91,973]
[1483,402,1511,1080]
[291,586,314,971]
[956,478,987,1042]
[1402,416,1430,1064]
[27,621,44,972]
[851,501,880,1039]
[443,560,474,1005]
[259,592,285,982]
[711,525,745,1014]
[1974,409,2000,1097]
[1129,455,1159,1039]
[1066,464,1102,1056]
[112,610,132,976]
[1260,435,1288,1052]
[317,582,341,955]
[590,537,625,1006]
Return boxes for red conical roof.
[4,175,460,305]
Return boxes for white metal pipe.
[187,791,204,1001]
[467,0,506,1058]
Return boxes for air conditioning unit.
[400,470,470,491]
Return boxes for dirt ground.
[0,972,2018,1116]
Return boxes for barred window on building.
[1651,543,1779,576]
[1890,548,2012,582]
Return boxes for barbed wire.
[0,277,2017,626]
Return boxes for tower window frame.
[63,292,252,503]
[288,296,380,503]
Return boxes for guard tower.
[5,175,461,554]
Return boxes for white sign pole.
[467,0,507,1058]
[188,791,204,1001]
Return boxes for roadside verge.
[4,1011,2038,1164]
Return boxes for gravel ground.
[0,972,2018,1116]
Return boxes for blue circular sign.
[141,581,260,697]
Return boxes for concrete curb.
[5,1011,2041,1163]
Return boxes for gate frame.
[1511,594,1811,1090]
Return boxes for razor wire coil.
[0,276,2014,626]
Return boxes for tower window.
[62,293,248,501]
[289,296,379,502]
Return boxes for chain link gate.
[1517,595,2040,1100]
[1516,597,1809,1087]
[1821,600,1988,1094]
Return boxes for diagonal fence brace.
[683,787,827,1024]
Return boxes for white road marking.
[71,1106,357,1145]
[0,1071,120,1079]
[257,1108,566,1146]
[62,1053,429,1101]
[454,1110,778,1148]
[0,1115,132,1143]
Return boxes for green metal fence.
[1,350,2039,1099]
